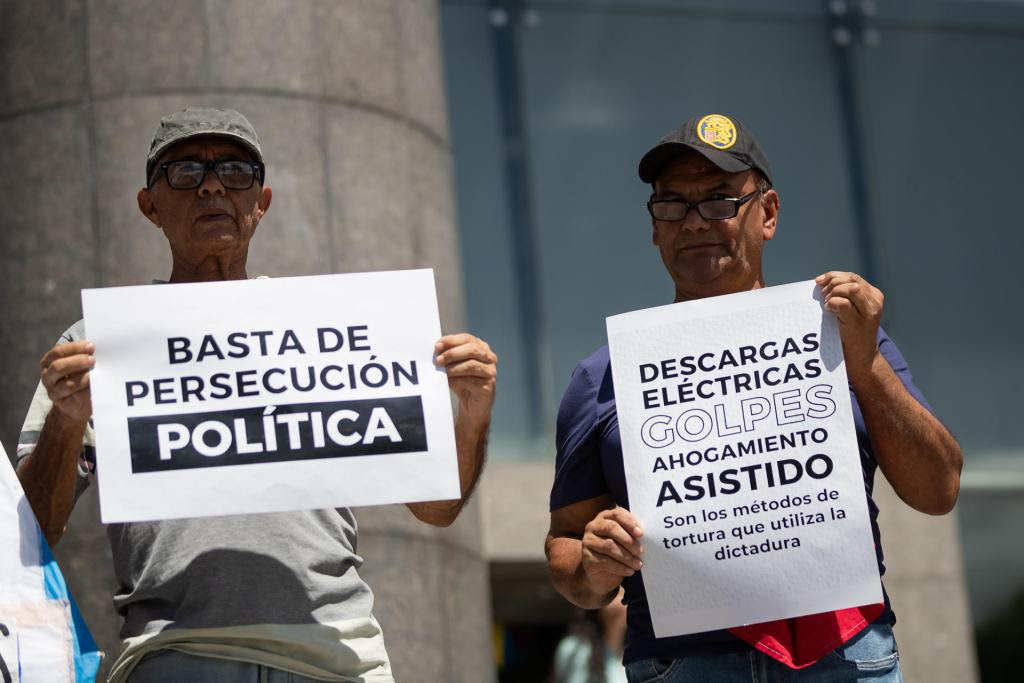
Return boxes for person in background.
[16,107,498,683]
[545,113,962,682]
[551,588,628,683]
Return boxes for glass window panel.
[518,2,863,439]
[859,2,1024,461]
[441,3,537,457]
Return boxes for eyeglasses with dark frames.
[149,159,264,191]
[647,189,761,222]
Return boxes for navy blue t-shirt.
[550,326,933,664]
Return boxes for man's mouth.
[196,212,233,222]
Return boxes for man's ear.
[248,185,273,237]
[761,189,780,241]
[648,186,659,246]
[258,185,272,216]
[245,186,273,238]
[137,188,161,229]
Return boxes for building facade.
[442,1,1024,681]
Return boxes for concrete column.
[873,480,979,682]
[0,1,494,680]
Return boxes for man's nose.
[678,206,710,232]
[197,168,226,197]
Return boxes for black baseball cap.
[638,113,773,185]
[146,107,264,184]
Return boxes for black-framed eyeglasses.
[149,159,264,190]
[647,190,761,222]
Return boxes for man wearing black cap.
[16,107,497,682]
[545,113,962,681]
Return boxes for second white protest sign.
[607,280,882,637]
[83,269,459,523]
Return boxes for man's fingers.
[43,354,95,386]
[825,280,883,320]
[47,370,91,400]
[585,529,644,569]
[604,507,644,539]
[582,550,638,578]
[436,348,495,368]
[435,333,484,353]
[816,270,861,286]
[444,360,498,380]
[589,517,644,554]
[436,343,497,367]
[41,341,96,397]
[583,533,642,573]
[586,510,644,559]
[577,507,647,584]
[823,283,867,316]
[40,341,95,370]
[824,296,854,316]
[817,271,881,301]
[825,281,861,297]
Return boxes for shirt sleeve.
[550,360,610,511]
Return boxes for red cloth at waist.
[728,603,886,669]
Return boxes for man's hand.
[816,271,883,381]
[435,333,497,424]
[406,334,497,527]
[547,497,644,608]
[40,341,95,424]
[582,507,645,597]
[18,340,96,545]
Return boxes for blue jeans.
[128,649,330,682]
[625,623,901,683]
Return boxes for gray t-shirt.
[18,320,375,640]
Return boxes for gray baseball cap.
[146,107,264,184]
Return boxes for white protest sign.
[83,269,460,523]
[607,280,882,637]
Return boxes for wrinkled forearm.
[851,353,963,515]
[16,408,86,545]
[545,534,617,609]
[407,412,489,527]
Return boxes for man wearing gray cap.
[545,113,962,681]
[16,108,498,682]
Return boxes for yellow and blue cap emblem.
[696,114,737,150]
